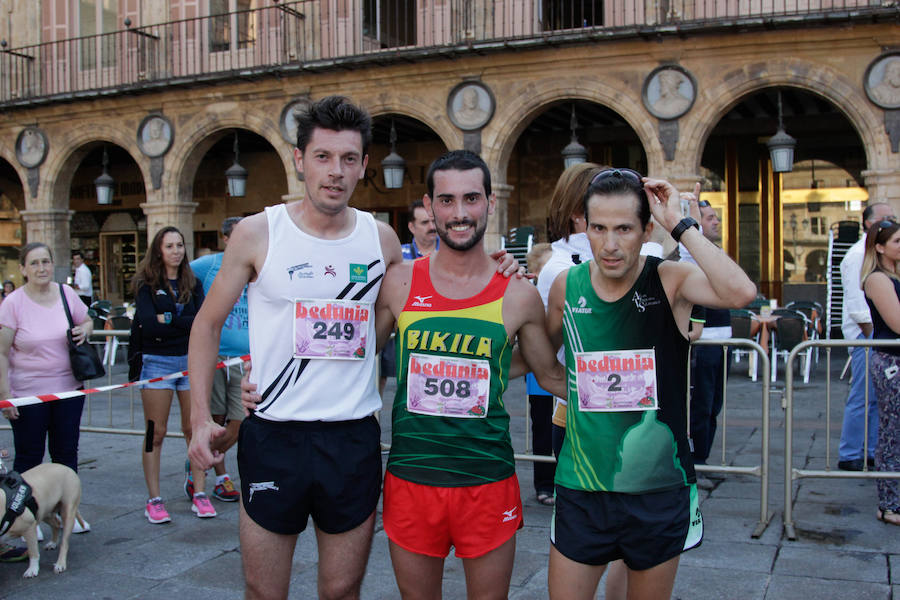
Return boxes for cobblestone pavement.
[1,352,897,599]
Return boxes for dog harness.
[0,471,38,535]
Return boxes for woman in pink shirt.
[0,242,93,474]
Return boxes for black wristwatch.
[671,217,700,243]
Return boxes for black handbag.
[60,284,106,381]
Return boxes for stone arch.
[0,154,27,212]
[486,80,658,183]
[679,58,891,177]
[0,144,26,204]
[40,124,146,212]
[167,111,295,203]
[365,97,458,151]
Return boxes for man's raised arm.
[644,178,756,310]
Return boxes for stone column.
[862,169,900,215]
[20,208,74,282]
[140,201,199,260]
[487,183,513,253]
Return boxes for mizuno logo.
[502,507,518,522]
[412,295,433,307]
[248,481,280,502]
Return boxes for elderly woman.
[0,242,93,476]
[861,218,900,526]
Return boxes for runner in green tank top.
[546,169,756,600]
[375,151,568,600]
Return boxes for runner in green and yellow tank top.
[388,256,515,487]
[375,150,567,599]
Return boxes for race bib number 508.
[406,353,491,418]
[575,349,658,412]
[293,299,371,360]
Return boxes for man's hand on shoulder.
[240,359,261,416]
[489,249,527,279]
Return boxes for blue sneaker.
[184,459,194,500]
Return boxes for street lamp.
[225,132,248,197]
[767,90,796,173]
[561,104,588,169]
[94,145,115,205]
[381,120,406,190]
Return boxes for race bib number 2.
[575,349,658,412]
[406,353,491,418]
[293,299,371,360]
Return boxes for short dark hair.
[295,95,372,156]
[72,249,84,259]
[408,198,425,223]
[863,202,890,230]
[426,150,492,199]
[583,169,651,229]
[222,216,242,237]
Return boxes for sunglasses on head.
[698,200,711,208]
[590,168,643,187]
[876,218,897,233]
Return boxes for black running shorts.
[551,484,702,571]
[237,414,382,535]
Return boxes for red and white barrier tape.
[0,354,250,410]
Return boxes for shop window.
[809,216,827,235]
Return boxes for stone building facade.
[0,1,897,304]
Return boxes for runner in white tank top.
[186,96,405,600]
[247,203,384,422]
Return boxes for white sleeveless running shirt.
[247,203,384,422]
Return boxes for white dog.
[0,463,83,578]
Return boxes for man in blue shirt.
[189,217,247,501]
[401,198,438,260]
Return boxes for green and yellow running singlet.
[387,257,514,487]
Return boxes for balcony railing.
[0,0,895,107]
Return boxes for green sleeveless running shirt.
[556,257,696,493]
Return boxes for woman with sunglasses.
[861,218,900,526]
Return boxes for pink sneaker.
[191,493,217,518]
[145,498,171,524]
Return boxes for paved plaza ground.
[0,350,898,599]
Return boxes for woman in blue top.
[861,218,900,526]
[132,226,208,524]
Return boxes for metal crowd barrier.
[517,338,773,538]
[782,337,900,540]
[3,331,777,537]
[81,330,184,439]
